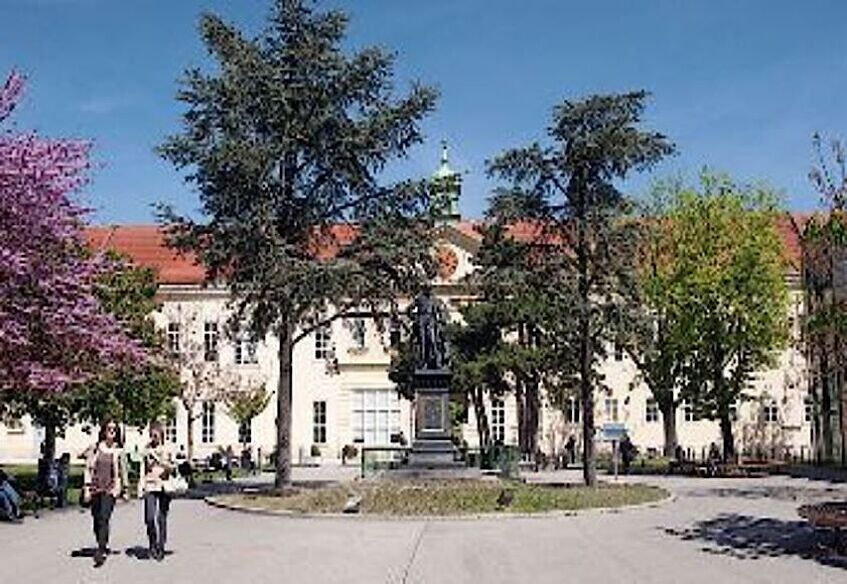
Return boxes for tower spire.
[432,139,461,221]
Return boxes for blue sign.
[601,422,627,442]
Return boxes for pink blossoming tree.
[0,71,144,458]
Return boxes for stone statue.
[413,289,450,370]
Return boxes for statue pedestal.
[407,368,460,468]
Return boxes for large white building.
[0,158,813,466]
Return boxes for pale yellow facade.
[0,224,811,465]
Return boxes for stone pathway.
[1,470,846,583]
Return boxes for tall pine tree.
[487,92,673,486]
[159,0,438,487]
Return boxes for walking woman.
[82,420,129,568]
[138,422,173,561]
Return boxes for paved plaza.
[1,470,846,584]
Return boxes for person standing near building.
[82,420,129,568]
[620,433,637,475]
[138,422,173,562]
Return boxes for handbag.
[163,474,188,495]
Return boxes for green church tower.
[432,140,461,221]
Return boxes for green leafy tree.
[487,91,674,486]
[803,133,847,462]
[666,173,789,461]
[621,181,692,458]
[461,223,573,459]
[159,0,438,487]
[75,252,180,429]
[225,382,271,452]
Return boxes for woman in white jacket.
[137,422,173,561]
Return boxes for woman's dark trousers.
[90,493,115,552]
[144,492,171,553]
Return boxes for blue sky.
[2,0,845,223]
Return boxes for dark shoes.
[149,544,165,561]
[93,549,106,568]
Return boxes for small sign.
[601,422,627,442]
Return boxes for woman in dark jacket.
[82,420,129,568]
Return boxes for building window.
[238,420,252,445]
[201,401,216,444]
[762,401,779,424]
[605,398,619,422]
[4,416,24,435]
[315,325,332,359]
[389,318,402,349]
[167,322,180,354]
[682,400,695,422]
[729,403,738,423]
[350,318,366,350]
[164,416,177,444]
[565,397,580,424]
[313,401,327,444]
[491,398,506,444]
[234,334,258,365]
[613,341,624,362]
[804,396,814,423]
[204,321,219,362]
[352,389,401,445]
[645,399,659,423]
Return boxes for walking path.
[1,469,846,583]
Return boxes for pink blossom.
[0,71,145,397]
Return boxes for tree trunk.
[515,376,526,455]
[471,387,490,456]
[659,398,678,458]
[275,319,294,489]
[719,414,735,462]
[821,351,834,462]
[576,205,597,487]
[43,421,57,464]
[527,379,540,455]
[186,410,195,461]
[580,337,596,487]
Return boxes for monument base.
[407,439,460,469]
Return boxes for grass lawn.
[221,480,668,516]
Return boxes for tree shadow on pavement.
[680,485,844,503]
[664,514,847,569]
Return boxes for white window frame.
[234,333,258,365]
[604,398,619,422]
[565,397,580,424]
[313,401,327,444]
[645,399,659,423]
[167,322,180,354]
[201,401,216,444]
[4,416,24,435]
[315,325,332,360]
[491,398,506,444]
[682,400,695,422]
[762,401,779,424]
[238,420,252,445]
[204,321,219,362]
[350,318,367,350]
[351,389,400,446]
[165,416,177,444]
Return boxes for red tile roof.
[85,213,808,285]
[86,225,206,285]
